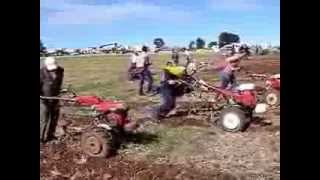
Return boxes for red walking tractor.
[40,87,137,158]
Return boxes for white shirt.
[131,54,137,64]
[132,52,149,68]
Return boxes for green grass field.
[51,53,212,101]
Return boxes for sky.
[40,0,280,48]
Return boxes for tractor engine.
[233,90,257,109]
[232,84,257,109]
[93,101,130,129]
[266,78,280,90]
[73,95,130,129]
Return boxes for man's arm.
[232,66,241,71]
[40,70,43,95]
[57,68,64,92]
[236,53,248,61]
[205,62,226,71]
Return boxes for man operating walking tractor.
[40,57,64,143]
[149,62,195,120]
[211,53,247,90]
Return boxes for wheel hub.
[222,113,241,130]
[266,93,278,105]
[85,136,102,154]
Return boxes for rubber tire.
[264,89,280,107]
[80,127,113,158]
[219,107,248,133]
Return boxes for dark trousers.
[138,69,153,94]
[185,57,192,68]
[219,72,237,89]
[158,83,176,117]
[128,67,135,81]
[173,57,179,65]
[40,100,60,142]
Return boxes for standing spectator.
[136,46,153,95]
[239,44,250,56]
[127,49,140,81]
[182,48,192,67]
[171,49,180,65]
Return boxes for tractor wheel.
[219,107,249,133]
[80,127,114,158]
[264,89,280,107]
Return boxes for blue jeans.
[138,69,153,94]
[219,72,237,89]
[158,83,176,117]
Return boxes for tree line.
[152,32,240,50]
[41,32,241,53]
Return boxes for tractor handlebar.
[40,96,76,101]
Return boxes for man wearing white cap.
[40,57,64,143]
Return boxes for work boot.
[48,136,58,141]
[40,136,58,144]
[124,122,139,132]
[166,109,177,117]
[139,87,146,96]
[145,106,163,123]
[40,139,46,144]
[146,86,154,94]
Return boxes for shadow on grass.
[251,116,273,126]
[125,131,159,145]
[110,131,160,157]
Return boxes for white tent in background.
[46,48,56,54]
